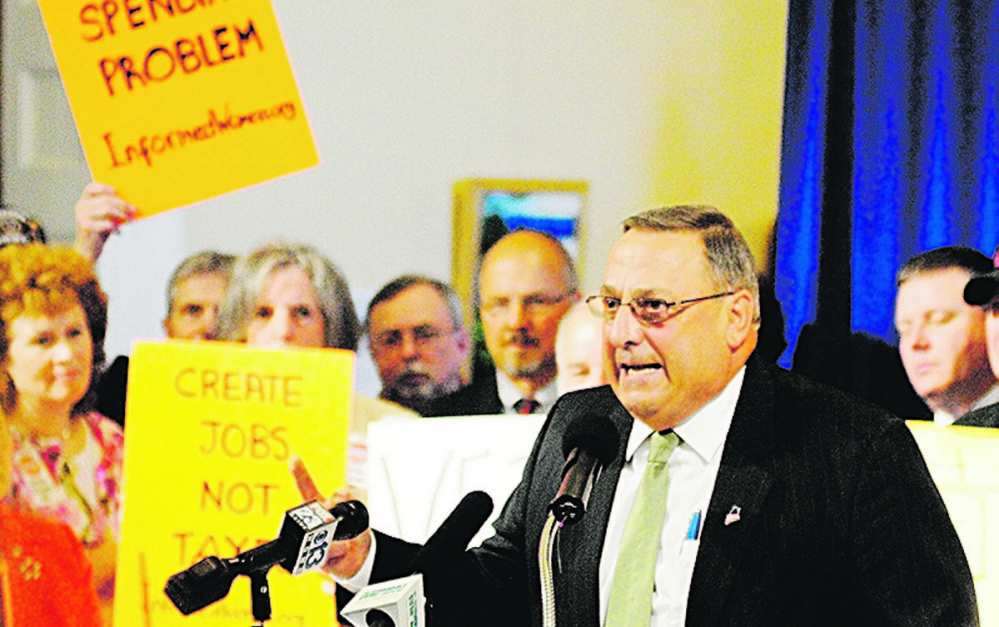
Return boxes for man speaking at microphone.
[298,206,977,626]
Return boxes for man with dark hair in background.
[95,250,236,427]
[366,275,470,415]
[895,246,998,424]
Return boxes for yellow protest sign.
[115,340,352,627]
[37,0,319,218]
[908,421,999,625]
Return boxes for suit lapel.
[685,357,776,627]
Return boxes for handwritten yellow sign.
[37,0,319,218]
[115,340,352,627]
[908,421,999,626]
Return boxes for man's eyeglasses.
[585,291,735,325]
[479,293,569,318]
[371,325,455,352]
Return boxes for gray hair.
[165,250,236,316]
[622,206,760,321]
[217,242,361,350]
[365,275,464,334]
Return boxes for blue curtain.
[776,0,999,370]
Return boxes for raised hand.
[290,456,372,579]
[73,182,136,263]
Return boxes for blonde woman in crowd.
[0,244,124,625]
[1,405,103,626]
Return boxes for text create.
[176,367,304,407]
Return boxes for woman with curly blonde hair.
[0,243,123,625]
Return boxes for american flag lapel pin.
[724,505,741,526]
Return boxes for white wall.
[96,1,680,395]
[82,2,789,399]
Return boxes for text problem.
[98,20,262,96]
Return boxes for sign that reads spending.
[38,0,319,219]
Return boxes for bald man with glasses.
[425,229,579,417]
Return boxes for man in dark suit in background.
[960,245,999,428]
[425,229,579,417]
[305,206,976,626]
[366,275,471,415]
[895,246,998,425]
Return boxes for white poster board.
[908,421,999,625]
[366,415,545,546]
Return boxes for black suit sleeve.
[848,419,978,626]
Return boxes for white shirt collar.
[495,368,558,414]
[933,383,999,425]
[623,366,747,462]
[971,383,999,412]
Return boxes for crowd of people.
[0,182,993,625]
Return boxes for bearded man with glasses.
[366,275,471,415]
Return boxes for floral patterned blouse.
[4,412,124,547]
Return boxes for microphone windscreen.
[560,413,619,466]
[408,491,493,573]
[330,500,369,540]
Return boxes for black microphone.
[547,413,619,525]
[165,499,369,615]
[407,490,494,574]
[341,492,493,627]
[365,608,395,627]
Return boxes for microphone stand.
[539,445,606,627]
[538,513,561,627]
[248,571,273,627]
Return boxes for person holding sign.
[72,182,137,264]
[0,244,125,626]
[1,400,104,626]
[217,242,417,498]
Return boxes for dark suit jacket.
[422,363,503,417]
[355,356,977,626]
[94,354,128,429]
[955,402,999,428]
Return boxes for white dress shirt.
[495,369,558,415]
[598,366,745,627]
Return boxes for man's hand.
[73,182,136,263]
[290,456,372,579]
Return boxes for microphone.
[340,491,494,627]
[547,413,619,525]
[165,499,368,615]
[407,490,494,574]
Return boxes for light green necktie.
[605,431,679,626]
